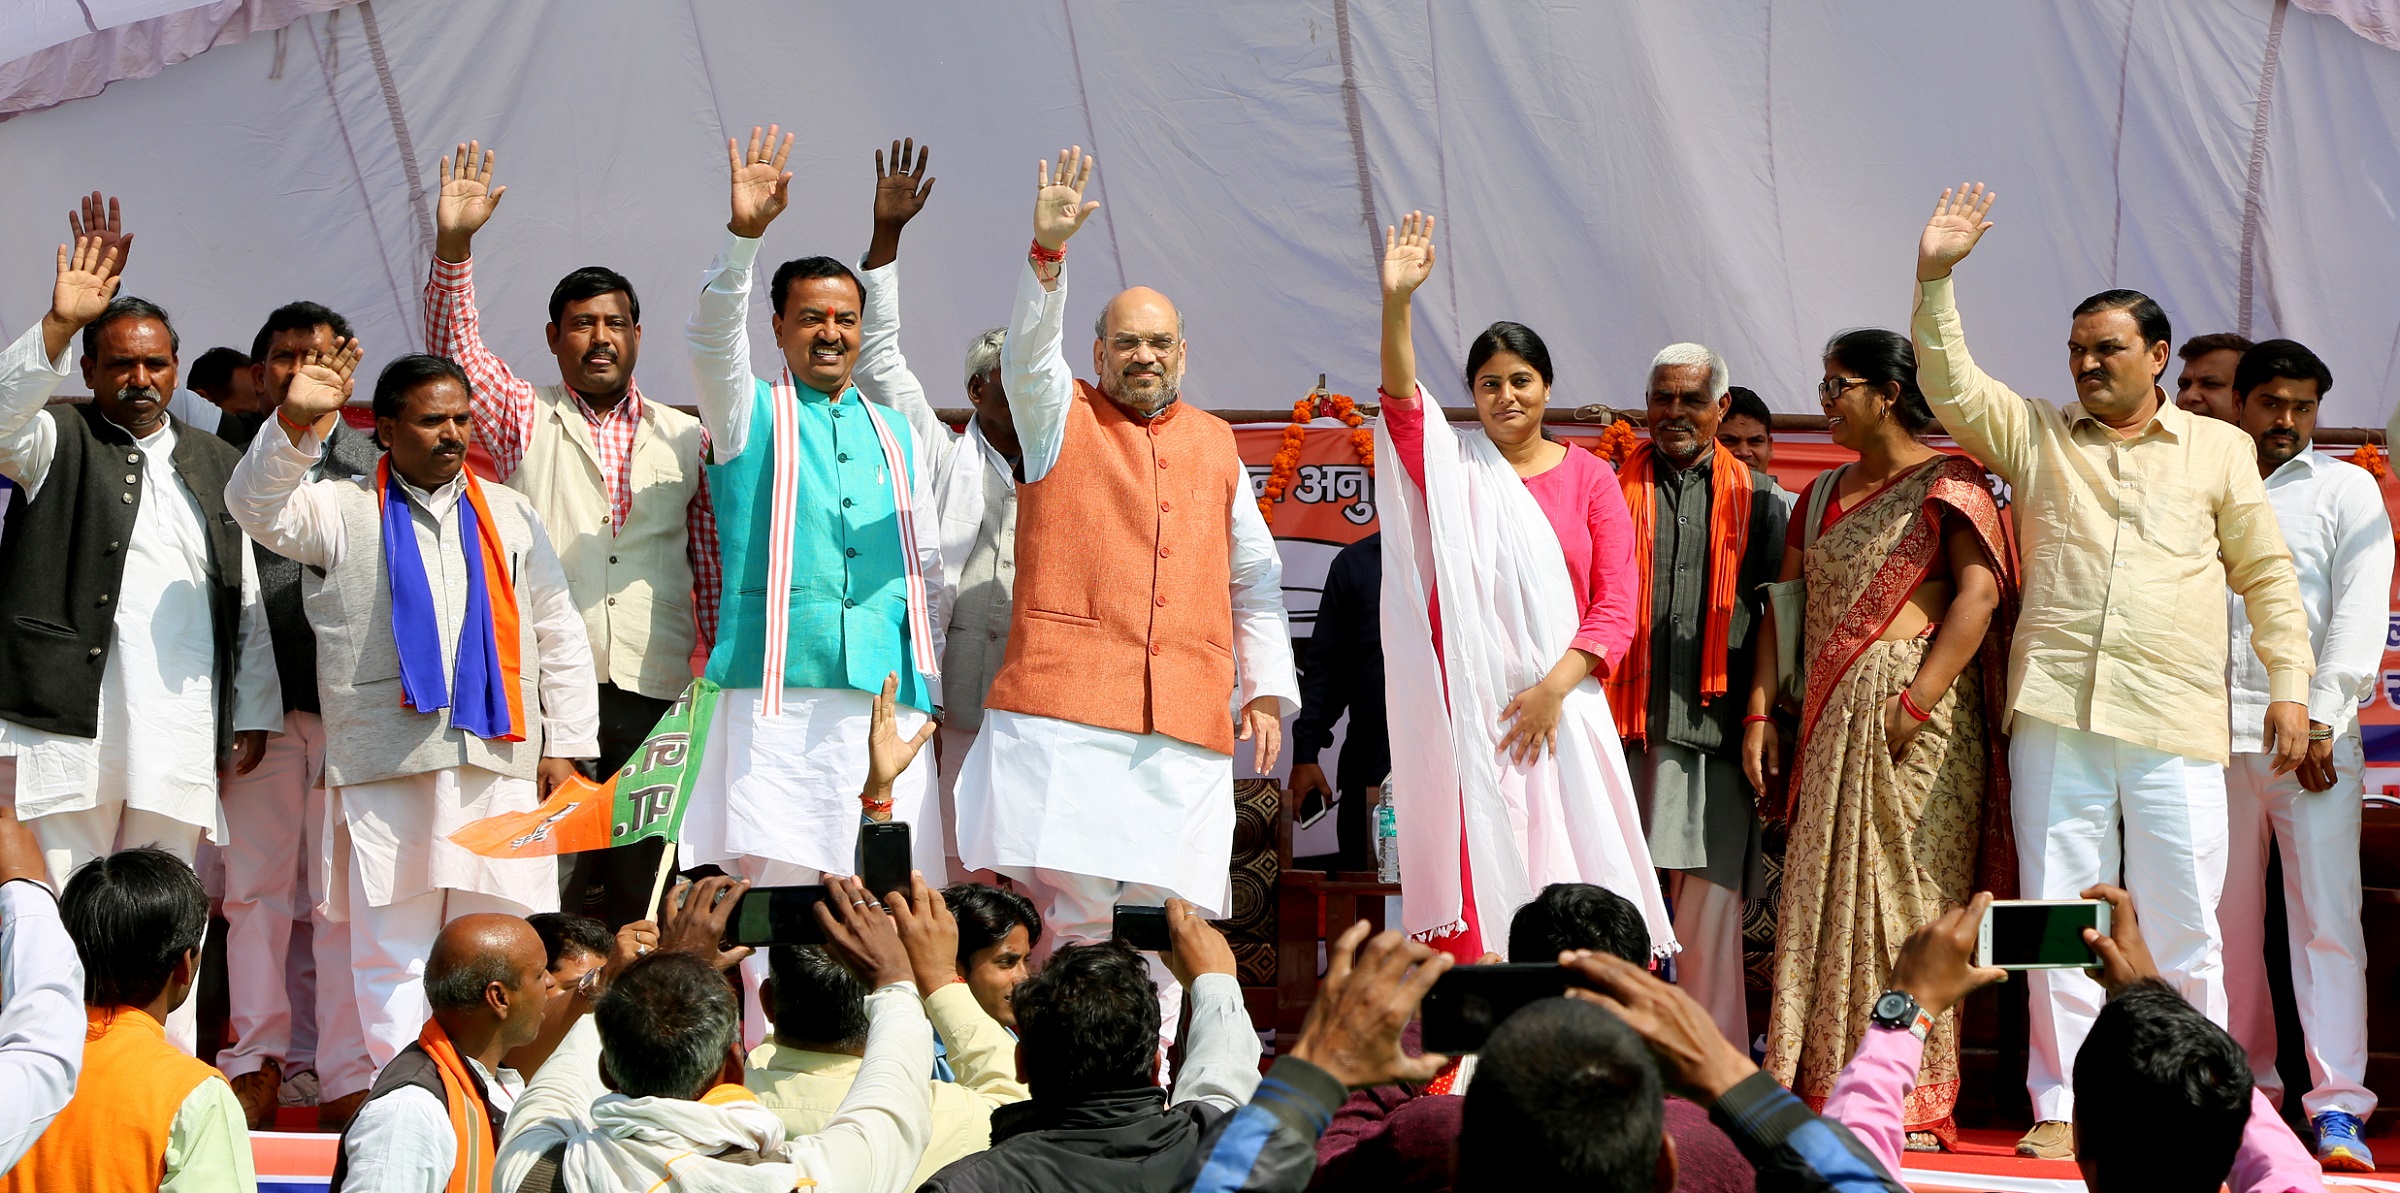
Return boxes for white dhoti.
[691,685,939,1047]
[328,764,557,1084]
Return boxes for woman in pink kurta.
[1373,212,1670,963]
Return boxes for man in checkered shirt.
[422,140,720,926]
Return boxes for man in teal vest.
[683,124,947,1040]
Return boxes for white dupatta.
[1376,393,1675,956]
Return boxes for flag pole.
[642,841,679,923]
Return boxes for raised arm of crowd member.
[1160,900,1269,1113]
[1176,923,1451,1193]
[685,123,795,460]
[999,146,1100,482]
[852,138,954,462]
[1566,950,1907,1193]
[891,872,1031,1107]
[0,806,82,1175]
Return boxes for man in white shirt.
[0,233,280,1054]
[0,805,82,1177]
[227,347,599,1092]
[952,148,1298,1042]
[847,140,1026,880]
[331,914,552,1192]
[2218,338,2393,1173]
[495,874,936,1193]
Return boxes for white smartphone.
[1974,899,2111,970]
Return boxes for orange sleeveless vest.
[984,384,1243,753]
[3,1008,222,1193]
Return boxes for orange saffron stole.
[1606,442,1753,744]
[459,471,528,741]
[417,1018,497,1193]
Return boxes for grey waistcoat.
[307,473,547,787]
[939,465,1019,732]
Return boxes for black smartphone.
[725,884,831,948]
[1113,904,1171,952]
[857,820,912,904]
[1419,964,1597,1054]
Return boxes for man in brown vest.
[952,147,1299,1036]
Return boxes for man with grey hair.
[852,148,1028,879]
[1605,341,1786,1047]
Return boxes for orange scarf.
[417,1018,496,1193]
[1607,442,1753,744]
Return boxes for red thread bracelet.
[1742,713,1775,725]
[1898,689,1932,722]
[1028,239,1066,264]
[276,408,314,436]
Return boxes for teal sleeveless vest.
[704,377,930,711]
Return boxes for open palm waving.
[1382,211,1436,301]
[435,141,507,262]
[1032,146,1099,254]
[1917,183,1996,282]
[42,236,123,360]
[727,124,795,239]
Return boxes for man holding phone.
[2216,340,2391,1171]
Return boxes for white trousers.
[1008,866,1186,1059]
[216,712,362,1088]
[2011,716,2228,1122]
[2221,740,2376,1119]
[342,859,528,1090]
[5,758,209,1054]
[934,723,977,882]
[1668,870,1749,1048]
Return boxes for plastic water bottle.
[1374,776,1401,883]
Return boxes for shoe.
[2314,1110,2376,1172]
[317,1089,368,1132]
[227,1058,281,1131]
[2015,1120,2074,1159]
[278,1069,320,1108]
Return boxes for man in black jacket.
[0,225,280,1054]
[1287,533,1385,871]
[921,901,1262,1193]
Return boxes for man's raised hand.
[1382,211,1436,302]
[728,124,795,240]
[1033,146,1098,253]
[49,236,123,338]
[864,138,936,271]
[1917,183,1996,283]
[282,338,363,432]
[1287,922,1453,1089]
[435,140,507,263]
[68,192,133,275]
[862,672,937,821]
[815,874,915,991]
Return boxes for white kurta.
[950,262,1299,913]
[682,232,948,879]
[0,325,280,840]
[224,425,599,912]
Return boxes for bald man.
[329,914,552,1192]
[951,148,1297,1040]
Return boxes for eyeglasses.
[1817,377,1870,400]
[1109,334,1181,356]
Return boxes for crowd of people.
[0,124,2381,1193]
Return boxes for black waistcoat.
[0,405,248,752]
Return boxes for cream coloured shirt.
[1911,276,2313,764]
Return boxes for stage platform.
[248,1120,2400,1192]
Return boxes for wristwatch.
[1869,990,1934,1041]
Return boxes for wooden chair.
[1270,784,1400,1052]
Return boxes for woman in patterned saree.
[1741,328,2017,1150]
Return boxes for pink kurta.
[1383,390,1640,959]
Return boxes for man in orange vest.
[331,914,554,1192]
[951,147,1299,1038]
[4,847,254,1192]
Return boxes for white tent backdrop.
[2,0,2398,423]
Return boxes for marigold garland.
[2353,439,2389,480]
[1592,418,1639,468]
[1261,389,1375,525]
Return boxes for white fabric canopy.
[3,0,2398,423]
